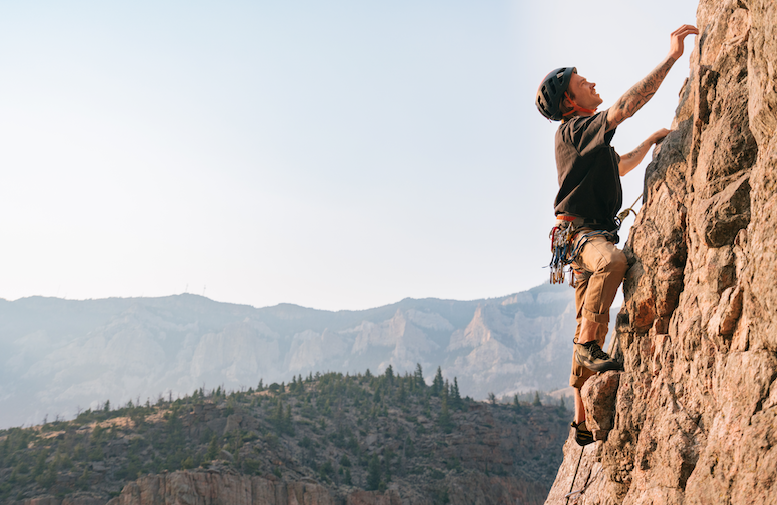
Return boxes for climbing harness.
[549,194,643,286]
[548,222,618,287]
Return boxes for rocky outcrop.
[15,496,104,505]
[545,0,777,503]
[105,472,335,505]
[105,470,553,505]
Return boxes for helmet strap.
[562,92,597,117]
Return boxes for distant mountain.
[0,284,592,429]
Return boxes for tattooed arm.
[618,129,670,176]
[606,25,698,132]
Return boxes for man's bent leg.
[578,317,600,344]
[577,235,628,328]
[571,385,594,446]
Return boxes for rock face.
[104,472,335,505]
[105,469,551,505]
[545,0,777,503]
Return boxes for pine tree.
[272,399,284,431]
[206,435,219,460]
[366,454,382,491]
[414,363,424,389]
[284,405,294,435]
[438,395,453,433]
[431,367,444,397]
[384,364,394,386]
[397,380,407,404]
[344,468,353,486]
[533,391,542,406]
[451,377,463,410]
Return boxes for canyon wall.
[546,0,777,503]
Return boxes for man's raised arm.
[606,25,698,132]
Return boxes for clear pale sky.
[0,0,698,311]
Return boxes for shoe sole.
[574,351,624,372]
[575,433,595,446]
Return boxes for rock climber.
[536,24,698,446]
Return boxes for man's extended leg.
[572,322,608,424]
[574,387,585,424]
[568,234,627,445]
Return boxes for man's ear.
[559,94,575,116]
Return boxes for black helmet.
[536,67,576,121]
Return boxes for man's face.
[567,73,603,110]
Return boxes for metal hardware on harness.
[549,222,616,287]
[549,219,577,286]
[549,193,642,287]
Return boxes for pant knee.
[603,249,627,276]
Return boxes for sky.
[0,0,699,311]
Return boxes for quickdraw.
[549,219,578,286]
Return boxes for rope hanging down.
[549,194,643,286]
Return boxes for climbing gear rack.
[549,193,643,286]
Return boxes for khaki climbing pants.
[569,231,628,388]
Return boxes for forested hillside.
[0,366,569,505]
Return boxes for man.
[536,25,698,446]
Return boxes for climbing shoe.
[571,420,594,446]
[574,341,623,372]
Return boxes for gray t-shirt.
[553,110,621,231]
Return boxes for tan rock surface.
[105,471,336,505]
[545,0,777,503]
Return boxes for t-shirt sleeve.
[564,110,614,157]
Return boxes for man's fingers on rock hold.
[652,128,670,144]
[672,25,699,38]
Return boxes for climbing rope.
[614,193,644,227]
[564,446,585,505]
[565,463,603,502]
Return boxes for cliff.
[545,0,777,503]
